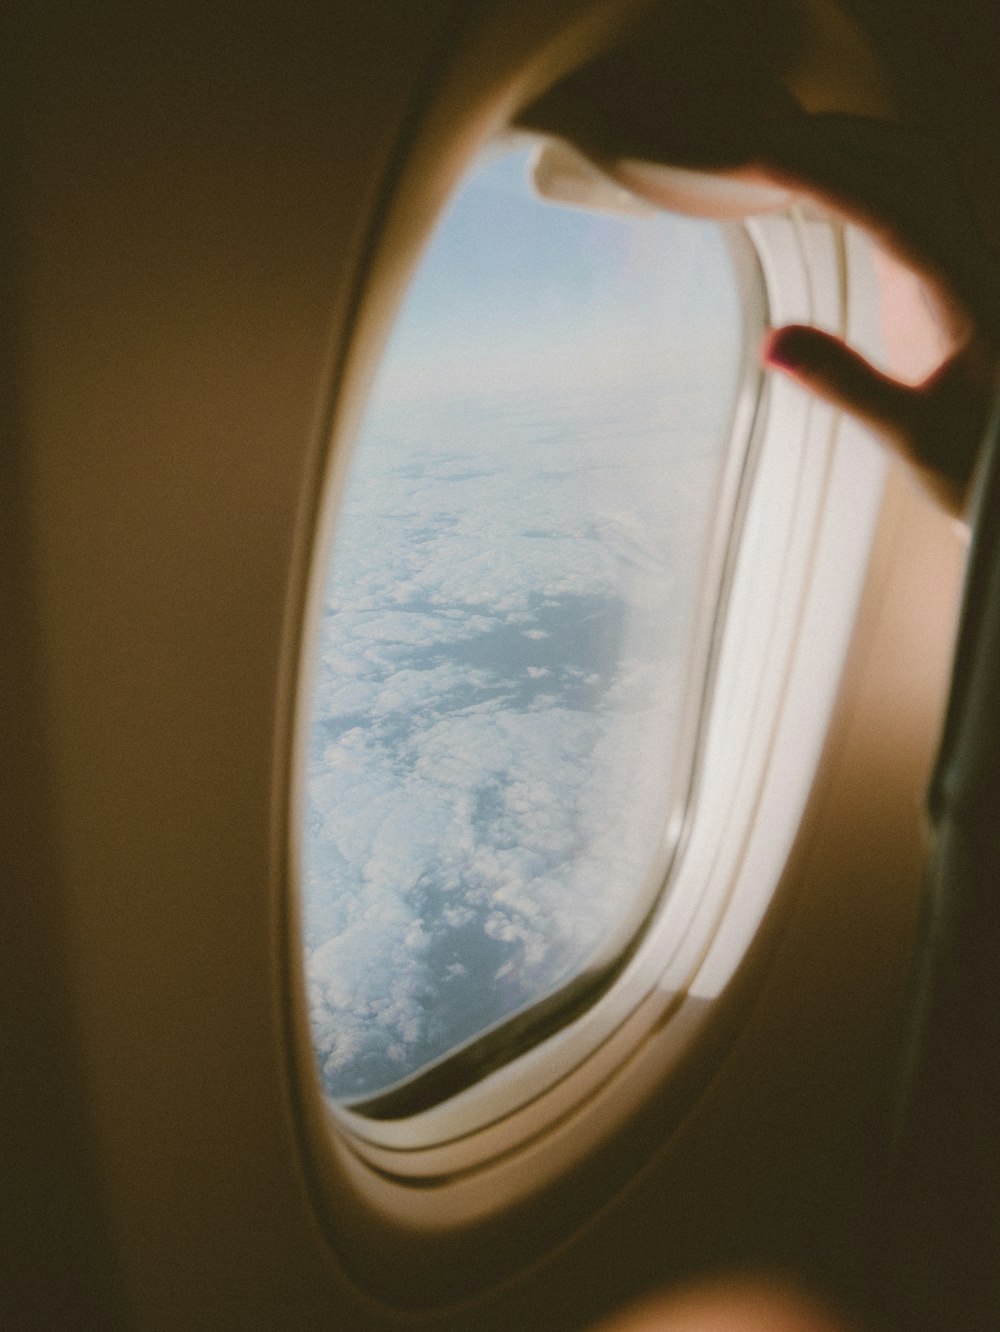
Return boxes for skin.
[750,113,1000,516]
[594,1278,858,1332]
[520,1,1000,518]
[594,110,1000,1322]
[522,3,1000,1325]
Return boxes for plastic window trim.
[315,212,889,1217]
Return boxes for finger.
[518,63,792,172]
[763,325,918,438]
[751,117,995,339]
[753,115,947,225]
[760,112,933,172]
[763,325,974,515]
[516,5,801,172]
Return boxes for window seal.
[316,221,767,1126]
[324,209,888,1188]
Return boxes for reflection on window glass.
[302,145,742,1102]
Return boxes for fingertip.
[760,325,914,441]
[761,324,826,373]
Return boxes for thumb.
[762,324,918,449]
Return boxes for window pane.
[301,145,743,1103]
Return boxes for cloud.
[300,379,732,1101]
[300,146,741,1102]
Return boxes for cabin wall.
[4,3,453,1325]
[1,3,964,1329]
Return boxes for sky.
[301,144,742,1102]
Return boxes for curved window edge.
[273,0,901,1262]
[324,220,767,1124]
[320,211,891,1208]
[268,9,960,1312]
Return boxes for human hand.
[749,114,1000,515]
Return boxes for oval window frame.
[323,209,887,1191]
[300,183,763,1123]
[276,0,899,1300]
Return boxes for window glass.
[302,145,742,1103]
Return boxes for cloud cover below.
[301,149,742,1101]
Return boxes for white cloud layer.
[301,149,741,1101]
[302,377,737,1100]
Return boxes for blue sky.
[379,144,740,403]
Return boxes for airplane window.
[300,144,744,1107]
